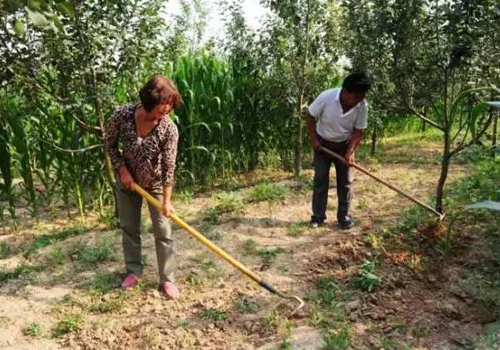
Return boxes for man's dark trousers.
[311,136,351,224]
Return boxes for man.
[306,72,371,229]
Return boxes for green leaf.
[185,146,210,154]
[27,0,42,11]
[13,19,26,36]
[467,200,500,211]
[56,2,75,18]
[27,8,50,28]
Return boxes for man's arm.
[306,111,321,151]
[345,128,364,165]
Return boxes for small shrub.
[21,225,87,257]
[236,297,259,314]
[279,338,293,350]
[91,272,122,295]
[315,276,340,306]
[24,323,42,337]
[242,239,258,255]
[71,238,117,268]
[323,326,351,350]
[89,295,125,313]
[52,314,83,337]
[185,271,204,287]
[201,308,227,322]
[249,182,289,203]
[48,247,65,266]
[0,262,46,283]
[203,208,221,224]
[177,188,194,203]
[0,242,12,259]
[398,206,426,235]
[353,259,381,292]
[214,192,243,214]
[258,247,286,264]
[287,223,307,237]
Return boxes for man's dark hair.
[342,72,372,93]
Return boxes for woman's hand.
[119,166,134,190]
[161,200,174,217]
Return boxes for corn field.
[0,54,309,226]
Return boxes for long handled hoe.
[320,147,445,221]
[131,182,305,316]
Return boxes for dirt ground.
[1,140,499,350]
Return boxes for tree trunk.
[294,106,304,178]
[436,69,450,214]
[371,127,377,156]
[435,153,451,214]
[492,105,497,146]
[92,68,119,220]
[294,0,311,179]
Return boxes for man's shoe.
[339,218,354,230]
[310,221,324,228]
[121,273,140,289]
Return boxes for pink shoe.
[160,281,180,299]
[121,273,139,289]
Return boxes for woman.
[105,75,181,298]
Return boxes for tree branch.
[450,115,493,156]
[36,137,102,154]
[410,107,445,131]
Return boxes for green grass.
[192,256,222,281]
[315,276,340,306]
[185,271,204,287]
[278,338,293,350]
[241,239,286,265]
[0,241,12,259]
[52,314,83,337]
[287,222,308,237]
[0,261,46,283]
[214,192,243,214]
[236,297,259,314]
[202,208,221,224]
[397,205,427,235]
[322,326,350,350]
[23,322,42,337]
[177,188,195,203]
[353,259,381,292]
[90,272,122,295]
[71,237,117,268]
[242,238,258,255]
[258,247,286,263]
[20,225,88,257]
[89,294,126,313]
[248,181,289,203]
[48,246,65,266]
[201,308,227,322]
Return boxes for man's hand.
[119,166,134,190]
[161,200,174,217]
[345,151,355,166]
[311,138,322,152]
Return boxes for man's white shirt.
[308,88,368,143]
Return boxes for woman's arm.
[105,108,125,172]
[105,107,134,189]
[160,123,179,216]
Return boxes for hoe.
[132,182,305,316]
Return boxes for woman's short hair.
[139,75,182,112]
